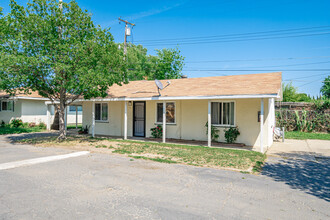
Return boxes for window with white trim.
[69,105,82,112]
[0,100,14,112]
[211,102,235,126]
[95,103,108,121]
[156,102,175,124]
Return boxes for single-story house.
[79,72,282,152]
[0,91,82,128]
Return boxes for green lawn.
[67,124,82,129]
[111,141,266,171]
[0,125,46,135]
[285,131,330,140]
[19,136,266,172]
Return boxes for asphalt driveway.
[0,134,329,219]
[263,138,330,203]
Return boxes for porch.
[82,98,275,153]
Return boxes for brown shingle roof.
[106,72,282,98]
[0,72,282,100]
[0,90,44,99]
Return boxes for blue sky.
[2,0,330,96]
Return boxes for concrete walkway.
[267,139,330,161]
[263,139,330,203]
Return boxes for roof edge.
[77,93,280,102]
[6,96,49,101]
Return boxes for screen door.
[133,102,145,137]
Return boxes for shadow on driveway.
[262,152,330,202]
[4,132,59,142]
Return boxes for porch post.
[268,98,275,146]
[46,104,51,131]
[162,101,166,143]
[124,101,127,140]
[92,101,95,138]
[260,98,264,153]
[75,106,78,129]
[208,100,211,147]
[64,106,67,132]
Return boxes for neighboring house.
[79,72,282,152]
[0,91,82,126]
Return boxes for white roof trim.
[7,96,49,101]
[44,101,83,105]
[76,93,280,102]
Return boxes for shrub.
[78,125,90,134]
[0,120,5,128]
[313,99,330,111]
[38,122,46,129]
[205,122,220,141]
[10,119,23,128]
[224,127,240,143]
[150,125,162,138]
[276,109,329,132]
[28,122,36,127]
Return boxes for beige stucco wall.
[0,100,22,123]
[0,99,82,125]
[20,99,49,123]
[82,101,123,136]
[82,98,274,147]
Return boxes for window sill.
[211,124,236,128]
[155,122,177,125]
[95,120,109,123]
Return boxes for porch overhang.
[76,93,280,102]
[5,96,49,101]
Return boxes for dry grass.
[19,135,266,172]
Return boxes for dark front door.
[133,101,146,137]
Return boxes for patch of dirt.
[35,140,123,155]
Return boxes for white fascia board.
[76,93,279,102]
[44,100,82,105]
[9,96,49,101]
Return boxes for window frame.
[94,102,109,123]
[155,101,176,125]
[211,100,236,127]
[69,105,82,112]
[0,100,14,112]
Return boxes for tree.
[125,44,185,80]
[0,0,126,140]
[320,75,330,99]
[282,82,298,102]
[152,48,185,80]
[282,82,312,102]
[125,44,154,80]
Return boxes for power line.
[285,73,329,81]
[184,56,330,63]
[183,61,330,69]
[283,79,325,82]
[135,25,330,43]
[299,78,325,87]
[142,31,330,46]
[183,69,330,72]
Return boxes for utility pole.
[118,18,135,57]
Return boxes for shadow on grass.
[262,152,330,202]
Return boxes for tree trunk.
[58,94,66,141]
[51,105,59,130]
